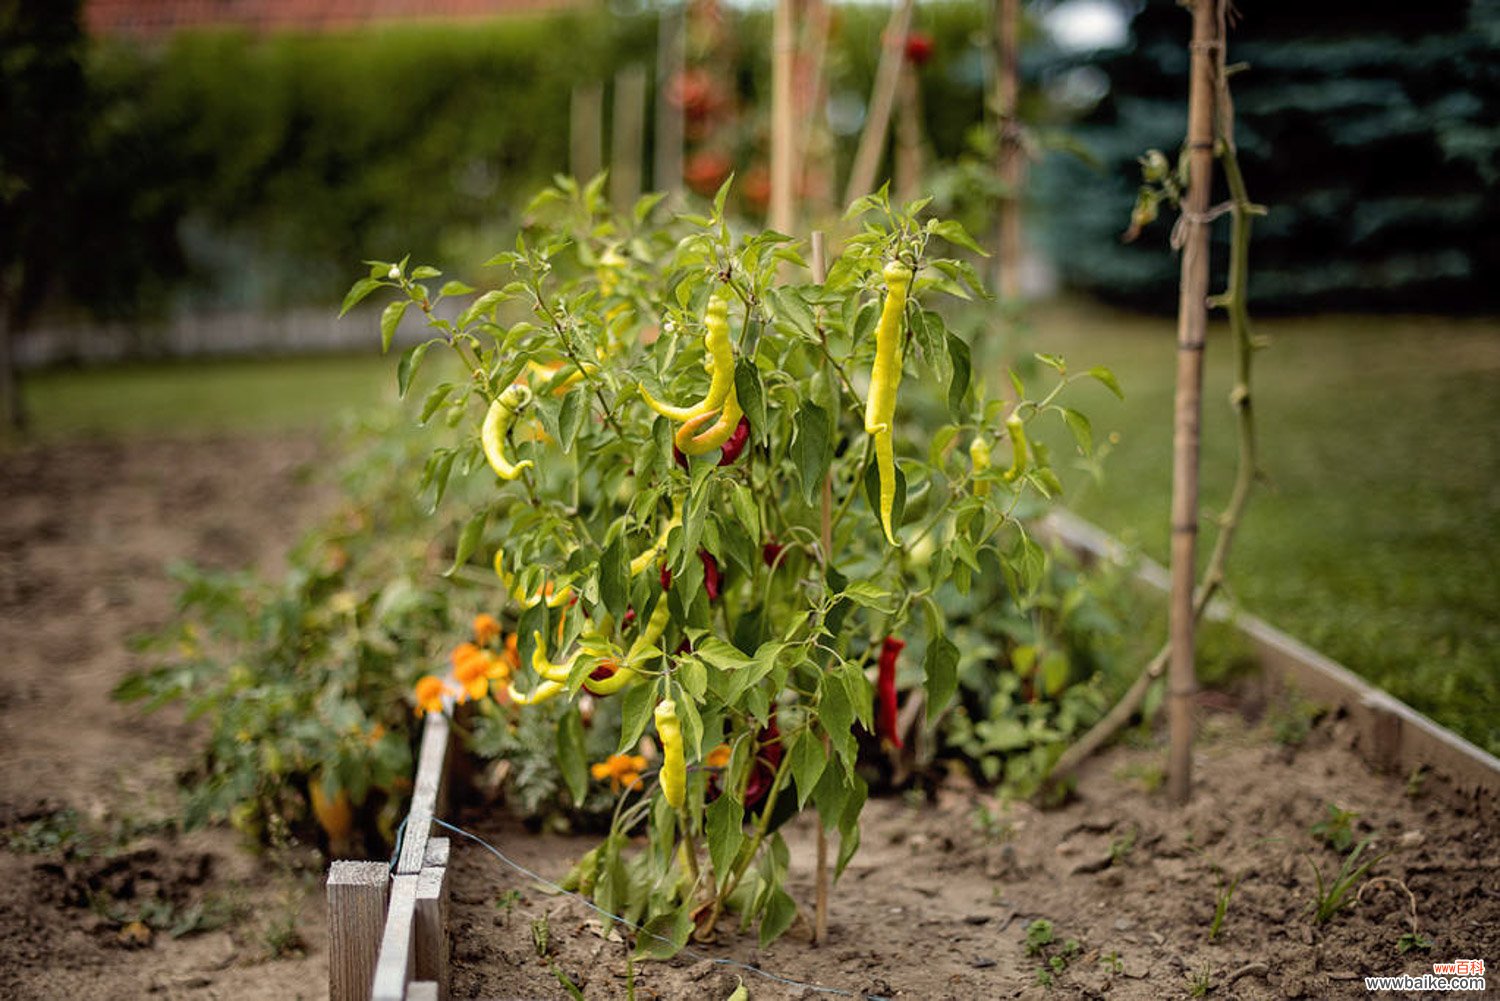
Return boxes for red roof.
[85,0,581,37]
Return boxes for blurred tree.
[1,0,87,431]
[1034,0,1500,312]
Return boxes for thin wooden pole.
[810,230,831,945]
[993,0,1024,302]
[654,4,685,200]
[794,0,833,217]
[327,861,390,1001]
[843,0,914,206]
[570,81,604,182]
[1167,0,1219,805]
[893,61,923,204]
[770,0,798,233]
[612,64,648,211]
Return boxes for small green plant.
[1099,950,1123,974]
[494,889,523,922]
[1025,918,1055,956]
[972,802,1015,842]
[1398,931,1433,954]
[1208,868,1243,943]
[551,965,587,1000]
[1405,766,1426,799]
[531,915,551,958]
[1115,760,1165,794]
[1268,691,1323,747]
[1024,920,1083,986]
[1305,836,1385,924]
[1186,962,1214,997]
[1310,802,1358,852]
[1109,826,1138,866]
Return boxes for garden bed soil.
[449,710,1497,1000]
[0,435,335,1001]
[2,435,1495,1001]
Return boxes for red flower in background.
[685,149,733,196]
[742,163,772,213]
[904,31,935,66]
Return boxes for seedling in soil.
[1305,836,1385,924]
[1310,802,1358,851]
[1186,961,1214,997]
[1115,760,1166,794]
[1110,826,1138,866]
[1024,920,1082,986]
[531,915,551,958]
[1405,766,1426,799]
[973,803,1015,842]
[1268,692,1323,747]
[1208,868,1243,943]
[1398,931,1434,954]
[1099,950,1124,974]
[551,964,586,1000]
[1358,876,1431,955]
[494,888,522,923]
[1025,919,1055,956]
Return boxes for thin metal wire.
[430,817,890,1000]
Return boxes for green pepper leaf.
[792,401,834,506]
[444,508,488,577]
[946,332,972,421]
[923,633,960,723]
[705,793,744,888]
[556,708,588,806]
[599,534,629,624]
[557,388,586,453]
[734,358,767,444]
[380,299,409,353]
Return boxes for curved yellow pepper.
[629,497,683,577]
[864,261,912,544]
[654,698,686,809]
[506,678,564,705]
[1002,413,1029,483]
[641,291,733,422]
[494,551,573,610]
[674,388,743,456]
[481,384,536,481]
[970,434,992,497]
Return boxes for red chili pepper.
[660,564,672,591]
[716,416,751,466]
[621,606,636,629]
[699,550,721,601]
[762,540,784,568]
[904,30,935,66]
[744,716,782,808]
[589,661,618,682]
[877,637,905,749]
[673,444,689,471]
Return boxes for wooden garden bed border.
[327,711,454,1001]
[1040,509,1500,823]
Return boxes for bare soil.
[2,436,1494,1001]
[0,436,335,1001]
[449,714,1498,1000]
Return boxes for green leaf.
[818,671,857,774]
[789,729,827,809]
[928,219,989,256]
[946,332,972,420]
[923,634,960,723]
[439,279,475,296]
[340,277,384,317]
[633,903,692,960]
[411,265,441,279]
[792,401,834,506]
[759,887,798,947]
[730,483,760,543]
[1087,365,1124,400]
[618,678,658,755]
[557,708,588,806]
[1041,650,1070,697]
[1035,352,1066,374]
[861,451,907,536]
[706,793,745,888]
[734,359,766,443]
[396,339,431,398]
[445,509,488,577]
[418,383,452,424]
[1061,407,1093,455]
[380,300,410,353]
[599,534,629,624]
[767,287,818,341]
[557,389,585,453]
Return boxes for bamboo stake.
[893,61,923,204]
[770,0,797,234]
[992,0,1024,301]
[843,0,914,206]
[810,230,831,945]
[1166,0,1218,804]
[570,81,604,182]
[795,0,833,217]
[654,4,686,200]
[612,64,648,211]
[1048,1,1262,789]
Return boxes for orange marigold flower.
[451,649,491,701]
[590,754,649,793]
[473,613,502,646]
[414,675,452,716]
[503,633,520,670]
[704,744,732,769]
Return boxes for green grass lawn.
[16,353,398,439]
[1018,300,1500,756]
[14,304,1499,755]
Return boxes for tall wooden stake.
[843,0,914,206]
[810,230,831,945]
[1167,0,1219,804]
[611,64,648,211]
[770,0,798,233]
[654,4,685,200]
[893,61,924,203]
[570,81,604,181]
[993,0,1024,302]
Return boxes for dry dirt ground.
[2,436,1495,1001]
[0,436,336,1001]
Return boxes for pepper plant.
[346,176,1112,952]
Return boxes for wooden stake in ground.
[654,4,686,200]
[570,81,604,182]
[992,0,1024,301]
[611,65,648,211]
[770,0,798,233]
[893,60,924,203]
[843,0,915,205]
[810,230,832,945]
[1166,0,1220,804]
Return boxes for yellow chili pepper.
[629,497,683,577]
[494,551,573,609]
[654,698,686,809]
[481,384,535,481]
[506,678,565,705]
[970,434,992,497]
[864,261,913,545]
[1002,413,1029,483]
[640,291,733,422]
[674,388,743,456]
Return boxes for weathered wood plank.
[415,855,450,999]
[327,861,390,1001]
[406,983,438,1001]
[371,873,420,1001]
[397,712,451,876]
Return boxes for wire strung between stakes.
[428,817,891,1001]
